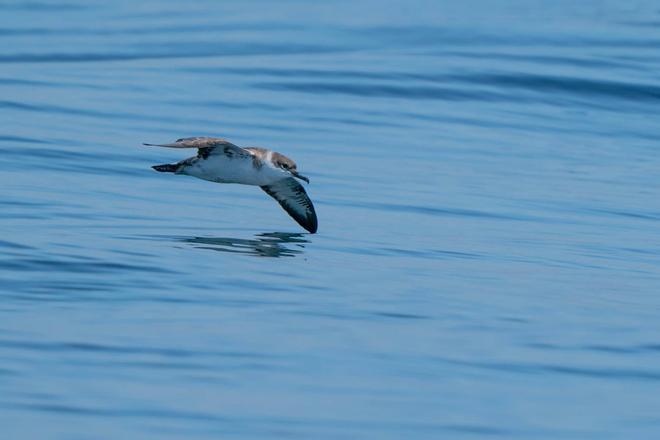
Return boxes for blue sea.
[1,1,660,438]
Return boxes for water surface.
[1,1,660,438]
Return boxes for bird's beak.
[291,171,309,183]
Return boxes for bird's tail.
[152,163,179,173]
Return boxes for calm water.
[2,1,660,438]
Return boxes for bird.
[144,137,318,233]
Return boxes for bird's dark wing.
[261,178,318,233]
[142,137,250,159]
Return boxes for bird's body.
[181,148,284,186]
[144,137,318,233]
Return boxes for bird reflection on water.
[181,232,309,257]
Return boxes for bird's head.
[272,152,309,183]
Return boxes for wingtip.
[305,217,318,234]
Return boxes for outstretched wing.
[261,178,318,233]
[143,137,250,159]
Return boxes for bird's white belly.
[183,155,283,186]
